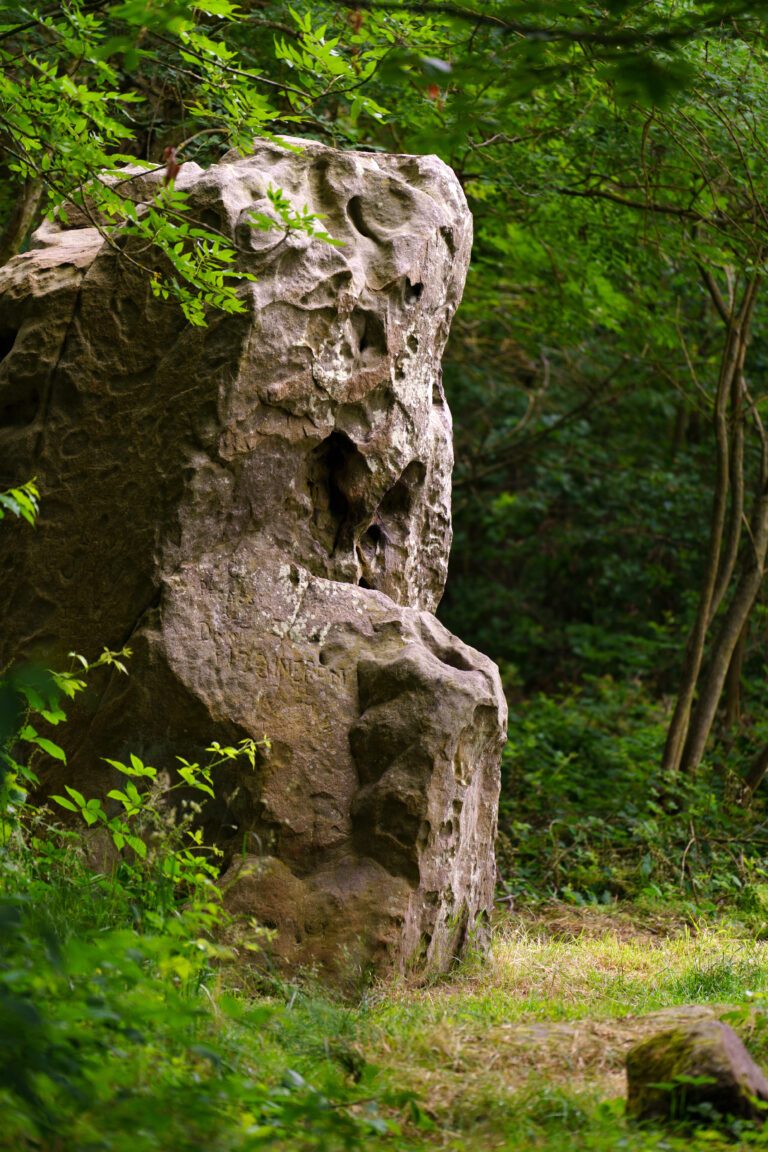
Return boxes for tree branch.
[329,0,755,46]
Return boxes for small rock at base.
[626,1018,768,1126]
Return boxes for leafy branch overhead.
[1,0,760,321]
[0,1,367,320]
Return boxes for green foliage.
[0,647,131,812]
[49,739,270,926]
[249,183,344,246]
[0,1,358,319]
[119,183,258,326]
[0,478,39,525]
[0,865,416,1150]
[498,676,768,909]
[442,390,710,687]
[0,634,412,1148]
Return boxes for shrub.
[498,676,768,909]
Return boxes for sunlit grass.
[373,907,768,1021]
[349,907,768,1150]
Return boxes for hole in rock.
[365,522,383,545]
[380,459,426,519]
[347,196,377,241]
[404,279,423,304]
[406,334,419,354]
[440,225,456,255]
[358,577,372,589]
[317,432,357,520]
[435,647,475,673]
[0,328,19,363]
[308,430,370,557]
[357,311,388,357]
[198,208,222,231]
[300,270,353,308]
[0,384,39,427]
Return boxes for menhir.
[0,139,507,985]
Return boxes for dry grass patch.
[377,908,768,1017]
[358,906,768,1144]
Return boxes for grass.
[341,904,768,1150]
[8,833,768,1150]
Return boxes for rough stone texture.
[626,1019,768,1126]
[0,138,506,984]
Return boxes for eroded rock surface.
[626,1019,768,1126]
[0,139,506,983]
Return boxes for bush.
[0,735,415,1151]
[498,676,768,909]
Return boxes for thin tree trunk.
[710,367,746,622]
[742,742,768,797]
[680,525,768,773]
[679,343,768,776]
[723,618,747,733]
[661,278,750,773]
[661,360,731,771]
[672,403,689,458]
[0,179,43,266]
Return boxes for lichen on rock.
[0,138,507,984]
[626,1018,768,1126]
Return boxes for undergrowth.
[10,660,763,1152]
[0,618,418,1150]
[498,675,768,917]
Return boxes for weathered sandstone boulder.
[0,139,506,984]
[626,1019,768,1126]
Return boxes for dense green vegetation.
[8,0,768,1147]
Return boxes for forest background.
[6,1,768,1148]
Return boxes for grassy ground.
[7,860,768,1149]
[336,904,768,1150]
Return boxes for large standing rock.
[0,139,506,984]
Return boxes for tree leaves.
[0,479,40,525]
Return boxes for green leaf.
[31,736,67,762]
[51,795,78,812]
[126,835,147,859]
